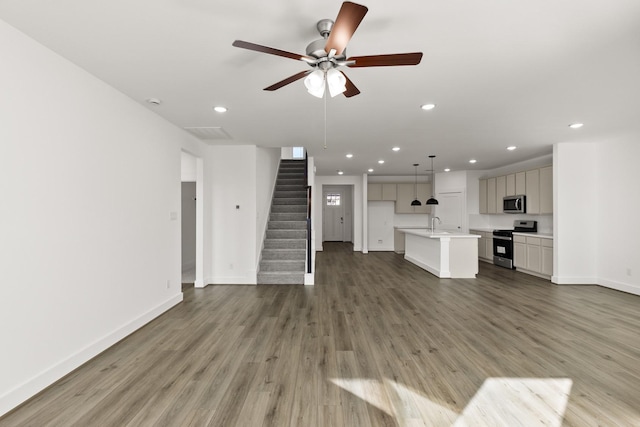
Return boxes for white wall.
[553,143,598,284]
[255,147,281,262]
[207,145,258,284]
[0,19,206,415]
[594,139,640,294]
[367,202,395,251]
[181,151,198,182]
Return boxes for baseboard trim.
[0,294,183,417]
[598,278,640,296]
[551,276,598,285]
[208,276,257,285]
[304,273,315,285]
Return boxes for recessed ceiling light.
[378,160,385,164]
[569,123,583,129]
[368,168,374,173]
[507,146,517,151]
[213,106,228,113]
[469,159,477,164]
[338,170,344,175]
[420,103,436,110]
[146,98,162,105]
[346,153,353,158]
[444,168,451,172]
[392,147,400,152]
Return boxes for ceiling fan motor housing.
[306,39,347,62]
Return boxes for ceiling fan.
[232,1,423,98]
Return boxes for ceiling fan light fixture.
[327,69,346,97]
[304,70,326,98]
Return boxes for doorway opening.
[322,185,354,243]
[181,151,204,288]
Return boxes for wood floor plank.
[2,242,640,426]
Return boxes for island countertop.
[398,229,481,239]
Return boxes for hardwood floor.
[2,242,640,426]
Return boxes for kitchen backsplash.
[469,214,553,234]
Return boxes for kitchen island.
[398,229,481,279]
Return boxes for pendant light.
[426,155,439,205]
[411,164,422,206]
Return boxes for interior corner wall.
[181,151,198,182]
[553,142,598,284]
[207,145,258,284]
[595,138,640,295]
[256,147,281,262]
[0,19,206,415]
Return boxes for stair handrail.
[304,153,312,274]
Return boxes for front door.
[323,189,344,241]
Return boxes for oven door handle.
[492,235,512,241]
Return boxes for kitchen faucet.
[431,216,441,233]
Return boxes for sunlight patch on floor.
[331,377,572,426]
[454,378,573,427]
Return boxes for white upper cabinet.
[526,169,540,214]
[479,179,488,214]
[506,173,516,196]
[367,183,383,201]
[382,183,397,201]
[496,175,507,213]
[395,183,431,214]
[539,166,553,214]
[478,165,552,215]
[515,171,526,195]
[487,177,497,214]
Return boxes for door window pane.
[326,194,341,206]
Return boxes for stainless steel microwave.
[503,195,526,213]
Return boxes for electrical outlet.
[166,280,171,289]
[627,268,632,276]
[378,239,383,244]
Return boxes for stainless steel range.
[493,220,537,269]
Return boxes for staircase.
[257,159,308,285]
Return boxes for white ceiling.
[2,0,640,176]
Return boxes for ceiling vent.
[184,127,232,141]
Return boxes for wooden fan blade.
[232,40,313,62]
[340,71,361,98]
[325,2,368,56]
[264,70,311,91]
[347,52,423,67]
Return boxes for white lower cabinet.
[514,239,526,268]
[513,234,552,279]
[470,230,493,263]
[526,237,542,272]
[541,239,553,276]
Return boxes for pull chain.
[323,88,327,149]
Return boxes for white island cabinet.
[399,229,481,278]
